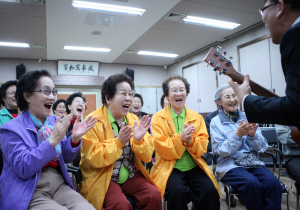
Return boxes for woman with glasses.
[210,84,282,210]
[79,73,161,210]
[0,70,97,210]
[150,76,220,210]
[0,80,18,129]
[65,92,87,138]
[52,99,66,119]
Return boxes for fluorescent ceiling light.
[181,15,240,30]
[72,0,146,16]
[137,51,178,58]
[64,46,111,52]
[0,0,20,3]
[0,42,30,48]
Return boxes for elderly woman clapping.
[210,84,282,210]
[150,76,220,210]
[79,73,162,210]
[0,70,97,210]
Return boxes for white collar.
[292,16,300,26]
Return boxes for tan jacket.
[150,105,221,198]
[80,105,154,209]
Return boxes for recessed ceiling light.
[0,0,20,3]
[64,46,111,52]
[181,15,240,30]
[72,0,146,16]
[0,42,30,48]
[137,51,178,58]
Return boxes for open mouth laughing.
[44,103,53,111]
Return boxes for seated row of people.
[0,70,289,210]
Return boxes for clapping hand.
[235,120,258,137]
[49,114,73,147]
[72,115,98,143]
[133,115,151,141]
[180,123,195,143]
[118,123,133,145]
[247,123,259,137]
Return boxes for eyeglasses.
[6,91,16,96]
[57,105,66,109]
[223,94,238,101]
[259,2,278,16]
[169,88,186,94]
[34,87,58,96]
[75,100,86,106]
[116,91,135,98]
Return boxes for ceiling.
[0,0,265,67]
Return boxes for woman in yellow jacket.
[150,76,221,210]
[80,73,162,210]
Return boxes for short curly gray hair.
[215,84,231,101]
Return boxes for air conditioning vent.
[164,13,185,22]
[125,50,137,54]
[22,0,43,5]
[31,43,46,48]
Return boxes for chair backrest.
[260,127,278,146]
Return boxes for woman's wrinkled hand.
[118,123,133,145]
[235,120,258,137]
[72,115,98,143]
[49,114,73,147]
[180,123,195,143]
[133,115,151,141]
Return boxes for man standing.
[229,0,300,134]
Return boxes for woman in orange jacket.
[150,76,220,210]
[80,73,161,210]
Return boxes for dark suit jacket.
[204,109,219,152]
[244,21,300,131]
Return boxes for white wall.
[167,24,270,83]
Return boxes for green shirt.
[0,107,14,148]
[169,105,197,171]
[106,107,130,184]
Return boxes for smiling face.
[167,79,187,114]
[106,81,133,122]
[26,76,55,122]
[261,0,281,44]
[54,102,66,118]
[2,85,18,110]
[219,87,239,113]
[131,96,142,115]
[68,96,86,118]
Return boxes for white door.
[198,62,218,113]
[269,38,286,97]
[183,64,200,112]
[239,39,272,94]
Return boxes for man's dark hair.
[268,0,300,11]
[162,76,190,97]
[0,80,17,106]
[101,73,134,105]
[133,93,144,106]
[65,92,86,114]
[16,70,50,111]
[52,99,66,113]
